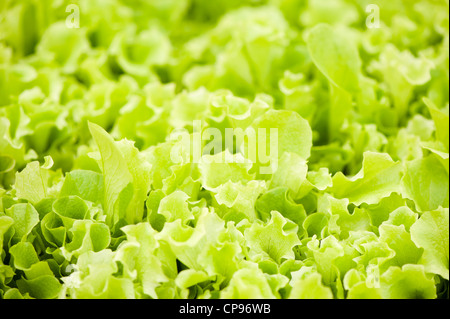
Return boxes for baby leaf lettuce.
[0,0,448,300]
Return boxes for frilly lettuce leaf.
[401,154,449,212]
[378,224,423,272]
[88,122,152,228]
[213,180,267,223]
[9,241,61,299]
[219,267,276,299]
[247,109,312,176]
[318,194,372,240]
[305,235,345,292]
[115,223,168,298]
[198,150,254,191]
[156,209,226,271]
[380,264,437,299]
[36,22,90,74]
[306,23,361,94]
[157,190,194,224]
[288,267,333,299]
[410,208,449,280]
[62,249,135,299]
[13,156,61,205]
[244,211,301,264]
[329,152,404,206]
[88,122,132,227]
[59,170,104,205]
[424,98,449,151]
[368,44,435,121]
[109,26,172,78]
[5,203,39,245]
[269,152,308,197]
[255,187,307,237]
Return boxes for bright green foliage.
[288,267,333,299]
[380,264,437,299]
[244,211,301,264]
[411,208,449,280]
[306,24,361,94]
[329,152,404,205]
[402,155,449,212]
[0,0,448,300]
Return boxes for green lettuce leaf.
[306,23,361,93]
[410,208,449,280]
[88,122,152,227]
[288,267,333,299]
[1,0,448,301]
[220,267,276,299]
[329,152,404,205]
[13,156,60,204]
[5,203,39,244]
[244,211,301,264]
[380,264,437,299]
[115,223,168,298]
[401,155,449,212]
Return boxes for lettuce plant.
[0,0,448,299]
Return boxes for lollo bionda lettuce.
[0,0,448,300]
